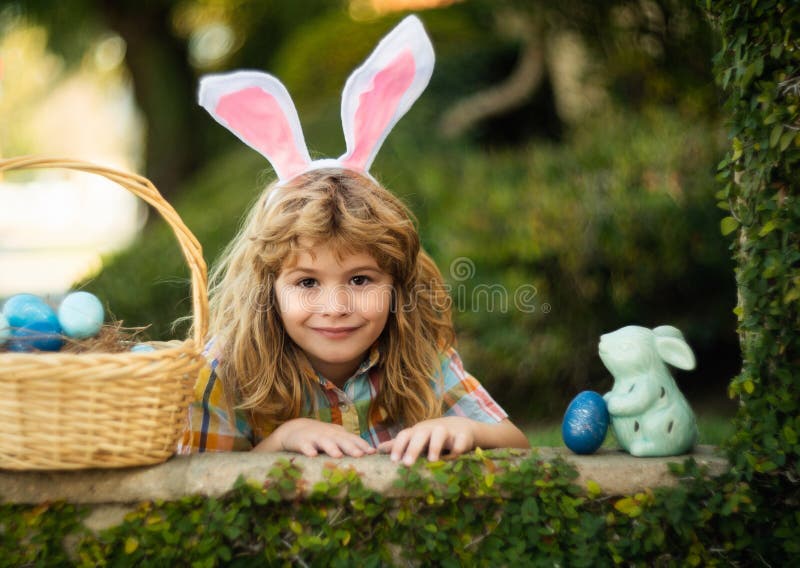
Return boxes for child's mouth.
[312,326,359,339]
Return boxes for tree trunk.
[438,9,546,139]
[100,1,201,199]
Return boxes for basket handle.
[0,156,209,346]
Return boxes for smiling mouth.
[312,326,360,339]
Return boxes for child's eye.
[350,275,371,286]
[296,278,318,288]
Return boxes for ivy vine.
[708,0,800,478]
[1,450,797,567]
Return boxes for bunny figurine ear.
[338,15,435,173]
[198,71,312,181]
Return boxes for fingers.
[278,417,479,463]
[298,441,319,457]
[336,436,376,458]
[449,431,472,457]
[314,434,379,458]
[427,426,448,462]
[316,438,344,458]
[281,420,376,458]
[356,437,377,455]
[389,418,478,465]
[401,430,431,466]
[390,427,440,466]
[389,430,412,463]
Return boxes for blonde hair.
[207,168,454,429]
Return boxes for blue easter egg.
[58,291,105,339]
[562,391,609,455]
[130,344,155,353]
[3,294,49,325]
[2,294,63,352]
[0,313,10,345]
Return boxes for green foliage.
[75,0,738,418]
[2,451,798,566]
[385,107,737,417]
[706,0,800,477]
[0,502,88,567]
[82,106,737,419]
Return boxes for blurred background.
[0,0,739,427]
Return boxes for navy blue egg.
[8,319,63,352]
[562,391,609,455]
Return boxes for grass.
[526,413,736,449]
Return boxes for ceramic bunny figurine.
[599,325,698,457]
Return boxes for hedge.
[709,0,800,479]
[0,452,777,566]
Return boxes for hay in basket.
[0,156,208,470]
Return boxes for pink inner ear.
[341,50,416,170]
[216,87,308,179]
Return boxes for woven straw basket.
[0,157,208,470]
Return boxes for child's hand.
[254,418,376,458]
[379,417,476,465]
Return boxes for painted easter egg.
[2,294,63,352]
[562,391,609,455]
[0,313,10,345]
[58,291,105,339]
[130,344,156,353]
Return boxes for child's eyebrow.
[344,265,384,274]
[281,266,316,276]
[282,265,383,276]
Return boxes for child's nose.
[320,286,353,315]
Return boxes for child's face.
[275,241,393,385]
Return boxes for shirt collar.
[307,343,382,388]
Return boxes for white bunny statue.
[599,325,698,457]
[196,15,434,185]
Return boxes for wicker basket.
[0,156,209,470]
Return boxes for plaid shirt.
[177,343,508,453]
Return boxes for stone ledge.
[0,446,727,506]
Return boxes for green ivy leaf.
[783,425,798,445]
[614,497,642,518]
[770,124,783,147]
[732,137,744,160]
[779,130,796,151]
[721,216,740,236]
[124,537,138,555]
[784,286,800,304]
[758,220,777,237]
[754,460,778,473]
[520,497,539,522]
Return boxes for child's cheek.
[275,286,306,316]
[360,284,393,314]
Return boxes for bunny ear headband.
[198,15,435,185]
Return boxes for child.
[178,16,529,464]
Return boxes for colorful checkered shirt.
[177,343,508,453]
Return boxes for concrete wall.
[0,446,727,532]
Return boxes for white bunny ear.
[198,70,312,181]
[338,15,435,173]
